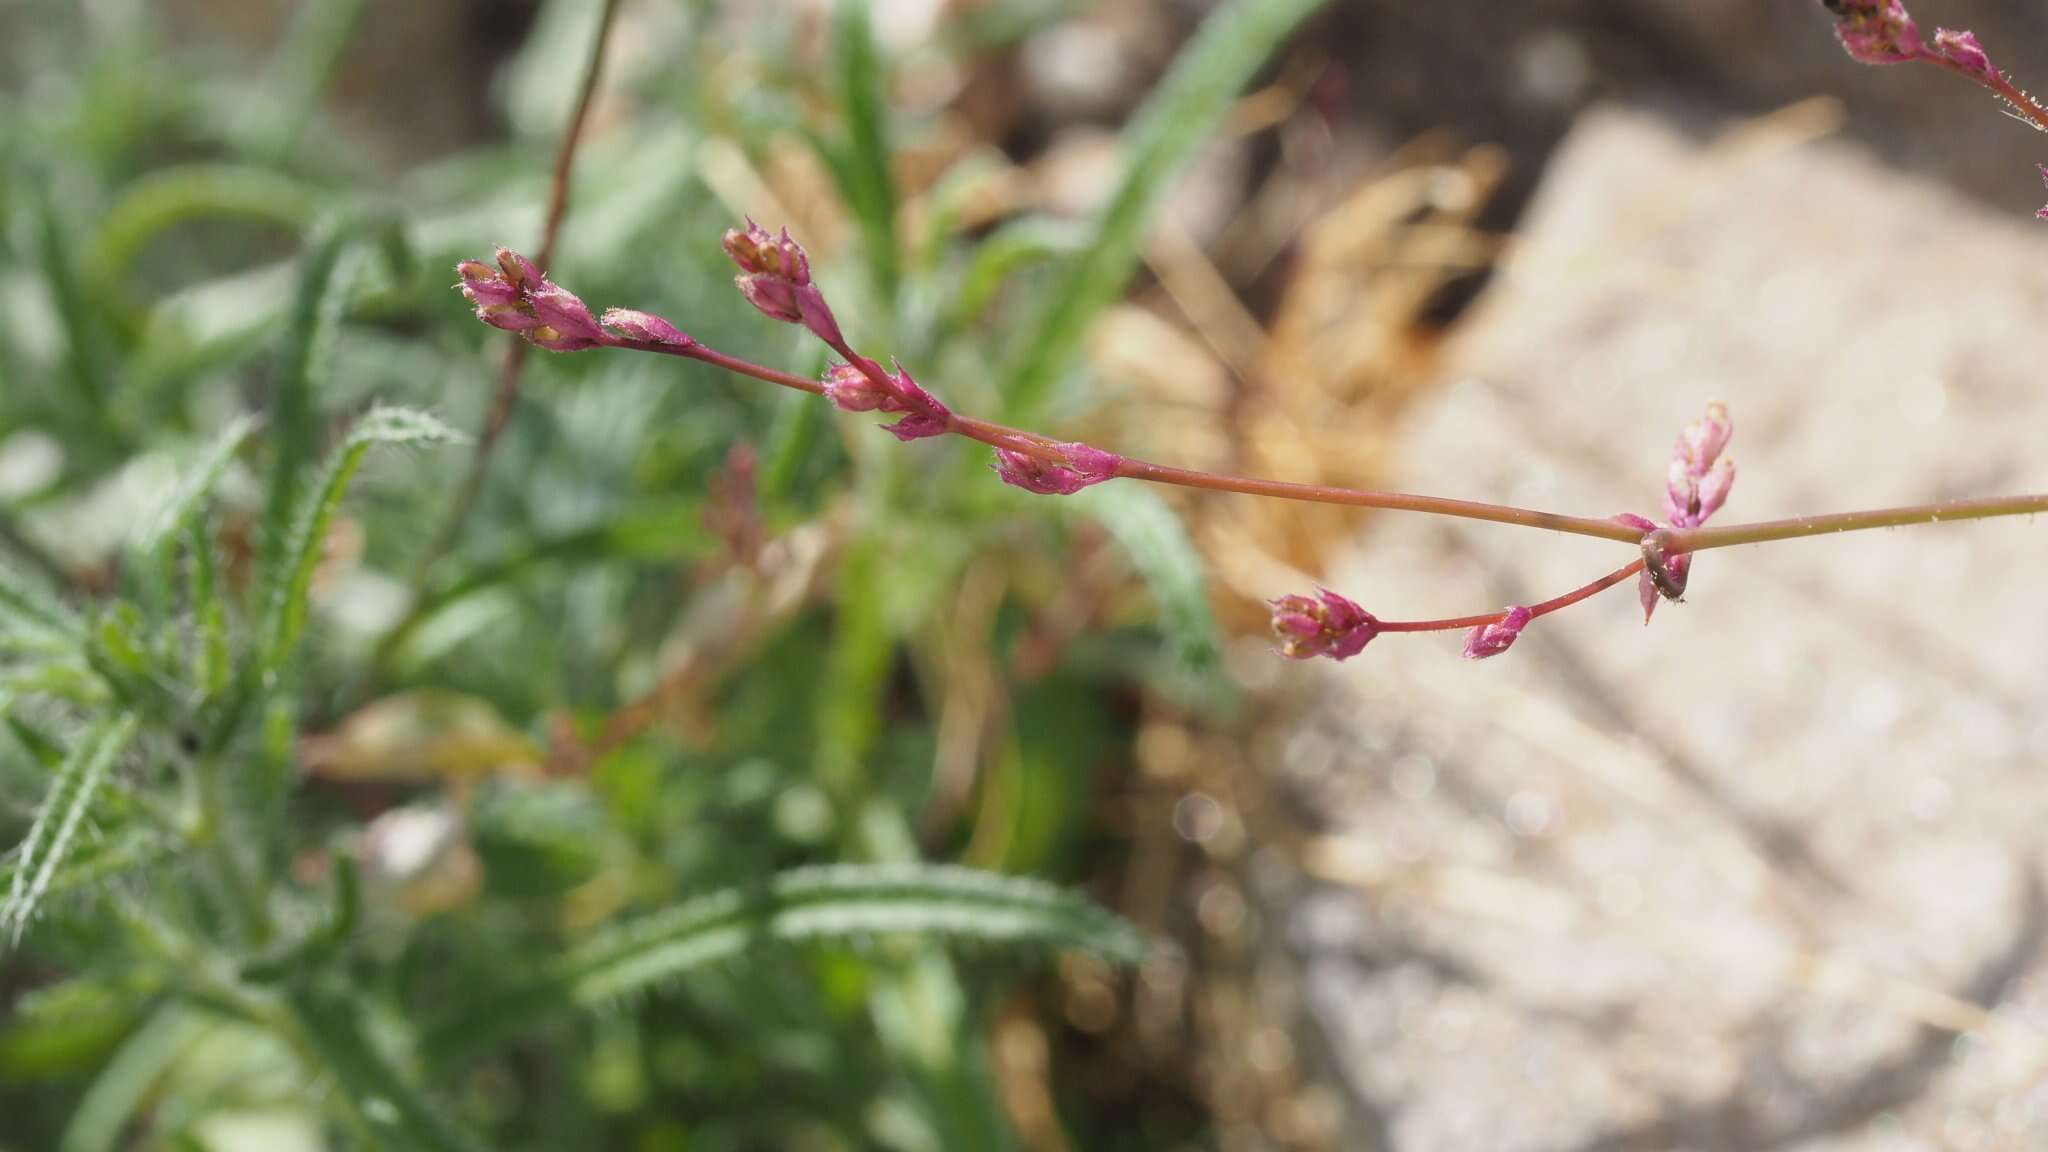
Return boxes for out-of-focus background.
[5,0,2048,1149]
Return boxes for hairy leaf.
[426,863,1142,1060]
[3,713,139,944]
[262,406,458,671]
[130,414,261,560]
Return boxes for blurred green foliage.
[0,0,1322,1147]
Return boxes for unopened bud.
[600,308,693,347]
[1462,605,1532,660]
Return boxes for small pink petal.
[1933,27,1994,79]
[527,282,602,342]
[475,304,543,332]
[495,247,542,290]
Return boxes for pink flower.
[991,442,1121,495]
[1626,403,1737,621]
[823,360,952,440]
[1270,588,1380,661]
[456,251,612,352]
[721,220,846,345]
[600,308,693,347]
[1826,0,1925,65]
[1462,606,1532,660]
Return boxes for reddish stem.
[1377,559,1646,633]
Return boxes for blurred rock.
[1266,108,2048,1150]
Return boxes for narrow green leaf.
[0,557,85,639]
[130,413,260,560]
[1073,484,1226,691]
[425,863,1142,1061]
[187,518,230,699]
[28,174,122,442]
[263,406,458,671]
[946,216,1086,334]
[260,215,377,587]
[88,166,321,295]
[827,0,900,299]
[1001,0,1328,419]
[2,713,139,945]
[287,986,488,1152]
[59,1004,205,1152]
[250,0,368,159]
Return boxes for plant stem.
[419,0,623,576]
[621,337,1649,544]
[1378,559,1646,633]
[1655,492,2048,554]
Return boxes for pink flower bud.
[1612,513,1659,535]
[526,282,603,345]
[991,442,1122,496]
[722,220,810,283]
[1826,0,1925,65]
[822,362,892,412]
[736,274,805,324]
[822,360,953,440]
[1269,588,1379,661]
[1461,605,1532,660]
[725,221,827,331]
[600,308,693,347]
[1932,28,1993,79]
[883,414,948,442]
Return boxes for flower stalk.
[456,214,2045,665]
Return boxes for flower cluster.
[1820,2,2003,82]
[724,220,843,346]
[458,248,693,352]
[1270,588,1379,662]
[821,360,952,441]
[991,442,1122,496]
[1619,403,1736,620]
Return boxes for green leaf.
[287,986,488,1152]
[131,414,260,561]
[2,713,139,945]
[258,214,409,585]
[1000,0,1328,420]
[88,166,322,296]
[262,406,459,671]
[946,216,1086,334]
[825,0,899,300]
[1072,484,1227,698]
[58,1004,206,1152]
[0,557,85,640]
[425,863,1142,1061]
